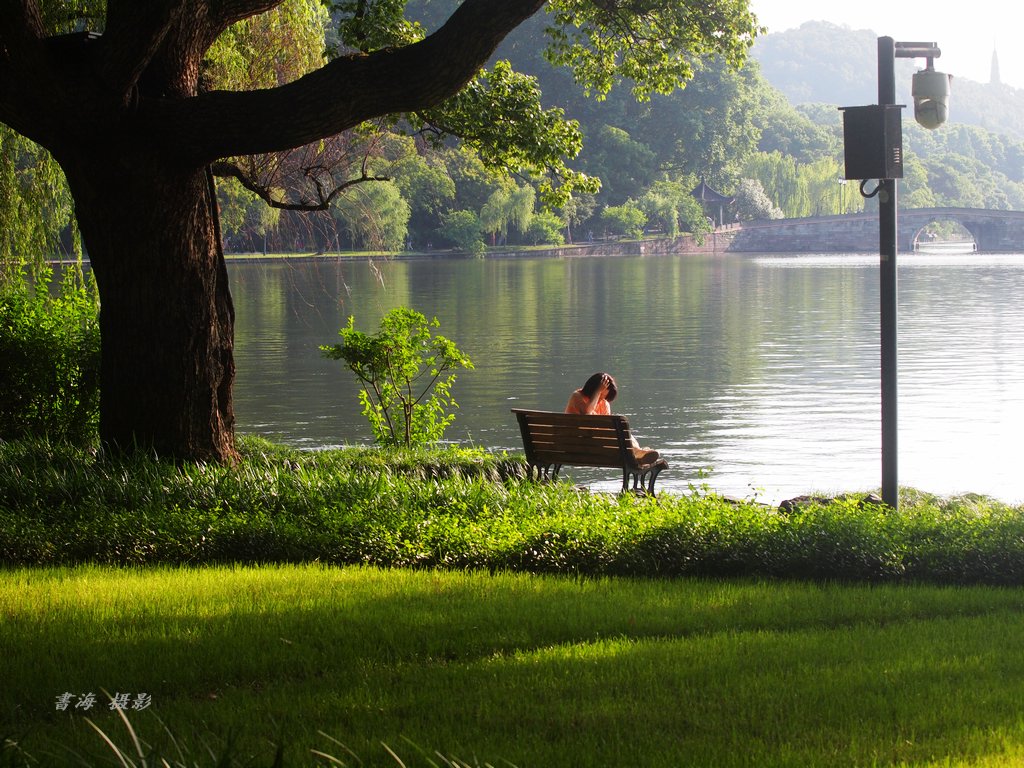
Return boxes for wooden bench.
[512,409,669,495]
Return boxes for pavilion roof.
[691,179,734,204]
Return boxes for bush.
[320,308,474,448]
[600,201,647,239]
[525,210,565,245]
[0,266,100,446]
[438,209,486,255]
[4,437,1024,585]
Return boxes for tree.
[733,177,782,221]
[388,136,455,246]
[0,0,758,461]
[899,153,937,210]
[0,125,74,285]
[577,124,657,205]
[332,179,411,251]
[479,181,534,244]
[216,176,283,252]
[644,56,762,188]
[525,210,565,245]
[601,201,646,239]
[639,179,705,237]
[438,209,486,255]
[320,307,473,448]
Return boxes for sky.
[749,0,1022,90]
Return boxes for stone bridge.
[728,207,1024,253]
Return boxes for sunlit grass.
[7,565,1024,766]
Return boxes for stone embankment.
[481,227,739,259]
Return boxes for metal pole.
[877,37,899,509]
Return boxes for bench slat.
[512,408,668,495]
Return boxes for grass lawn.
[6,565,1024,767]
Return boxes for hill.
[753,21,1024,140]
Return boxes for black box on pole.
[840,104,904,180]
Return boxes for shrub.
[320,307,474,448]
[438,209,486,255]
[600,201,647,239]
[525,210,566,245]
[0,265,100,446]
[4,435,1024,586]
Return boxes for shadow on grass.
[7,567,1024,766]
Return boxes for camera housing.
[912,66,952,129]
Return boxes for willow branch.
[211,160,390,212]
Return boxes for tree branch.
[211,160,390,212]
[97,0,186,104]
[207,0,284,31]
[0,0,67,143]
[145,0,548,163]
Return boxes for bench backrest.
[512,409,637,470]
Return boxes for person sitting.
[565,372,661,465]
[564,371,616,416]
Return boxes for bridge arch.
[905,213,977,252]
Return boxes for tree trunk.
[64,154,238,462]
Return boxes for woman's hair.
[581,371,617,402]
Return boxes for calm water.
[228,252,1024,505]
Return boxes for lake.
[228,251,1024,505]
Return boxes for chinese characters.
[55,692,152,711]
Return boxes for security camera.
[912,66,952,129]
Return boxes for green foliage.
[333,0,425,52]
[417,60,599,207]
[479,181,535,241]
[203,0,330,89]
[755,91,840,163]
[332,179,411,250]
[437,209,486,255]
[5,437,1024,586]
[320,308,474,448]
[389,138,457,239]
[525,210,566,245]
[543,0,761,101]
[216,177,283,251]
[576,125,657,206]
[0,127,75,285]
[899,153,938,209]
[0,266,100,446]
[742,150,858,218]
[653,56,763,185]
[639,180,709,237]
[600,200,647,238]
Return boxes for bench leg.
[623,464,666,496]
[645,465,664,496]
[528,463,562,483]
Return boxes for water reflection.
[229,252,1024,505]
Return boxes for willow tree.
[0,0,759,461]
